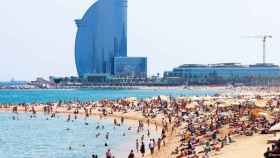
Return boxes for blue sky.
[0,0,279,81]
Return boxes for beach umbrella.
[269,123,280,132]
[258,112,269,117]
[177,96,189,101]
[274,108,280,112]
[159,95,170,102]
[217,103,230,108]
[255,100,267,108]
[190,96,200,101]
[203,101,213,106]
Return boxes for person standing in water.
[157,138,161,151]
[92,153,98,158]
[128,150,135,158]
[67,114,71,122]
[136,139,139,152]
[149,139,155,155]
[121,116,124,125]
[140,142,145,157]
[106,132,109,140]
[106,149,113,158]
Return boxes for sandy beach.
[213,134,271,158]
[2,86,280,158]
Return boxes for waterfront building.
[75,0,147,79]
[113,57,147,78]
[164,63,280,85]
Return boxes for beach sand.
[3,86,280,158]
[213,134,271,158]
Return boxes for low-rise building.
[164,63,280,85]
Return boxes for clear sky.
[0,0,279,81]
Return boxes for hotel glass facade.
[113,57,147,78]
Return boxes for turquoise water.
[0,89,217,104]
[0,89,217,157]
[0,112,159,158]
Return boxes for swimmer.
[105,132,109,140]
[66,114,71,122]
[92,154,98,158]
[96,133,101,138]
[141,135,145,142]
[96,125,100,130]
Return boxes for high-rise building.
[75,0,128,77]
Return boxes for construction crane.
[244,35,272,64]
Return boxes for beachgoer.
[149,139,154,154]
[67,114,71,122]
[92,154,98,158]
[128,150,135,158]
[106,149,112,158]
[141,135,144,142]
[136,139,139,152]
[121,117,124,124]
[140,142,145,157]
[157,138,161,150]
[106,132,109,140]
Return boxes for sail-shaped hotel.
[75,0,147,79]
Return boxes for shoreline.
[2,87,280,157]
[0,106,175,158]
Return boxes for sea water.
[0,112,160,158]
[0,88,217,104]
[0,89,217,157]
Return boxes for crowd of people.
[2,89,280,158]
